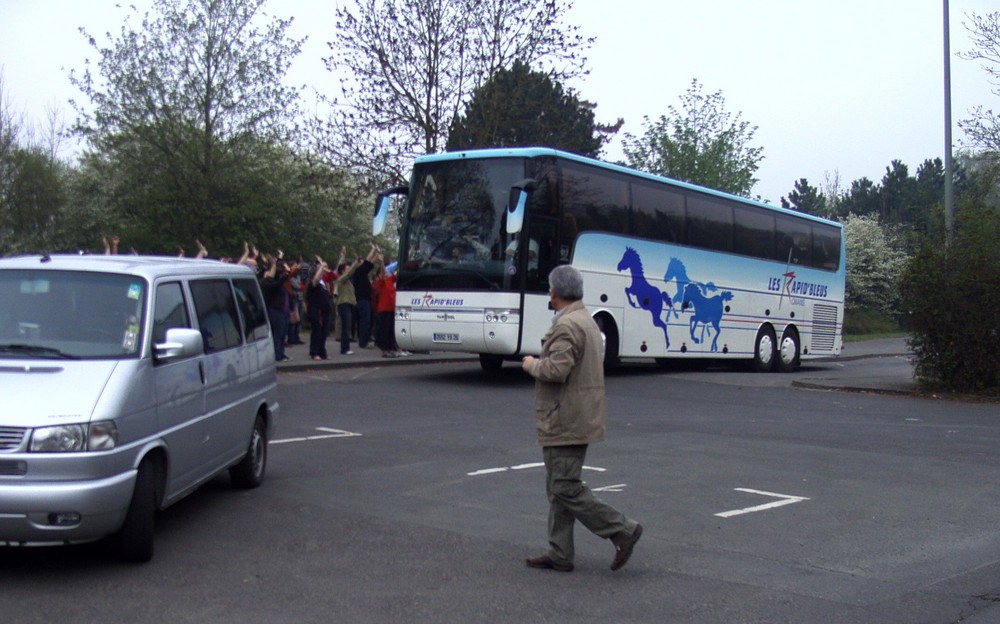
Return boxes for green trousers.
[543,444,636,567]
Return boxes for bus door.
[519,217,559,355]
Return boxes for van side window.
[190,279,242,353]
[153,282,191,344]
[233,278,269,342]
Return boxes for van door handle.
[198,361,206,385]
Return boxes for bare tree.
[317,0,592,188]
[959,11,1000,156]
[0,71,22,166]
[1,71,23,251]
[39,103,68,162]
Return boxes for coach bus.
[373,148,844,372]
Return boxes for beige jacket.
[526,300,606,446]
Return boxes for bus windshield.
[398,158,526,292]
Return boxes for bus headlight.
[485,310,516,323]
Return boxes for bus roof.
[414,147,842,229]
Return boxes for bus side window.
[733,205,774,260]
[687,195,733,252]
[631,182,684,243]
[812,223,841,270]
[775,215,812,266]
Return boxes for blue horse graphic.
[617,247,671,348]
[680,282,733,352]
[663,257,717,319]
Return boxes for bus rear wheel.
[776,328,800,372]
[752,326,776,373]
[595,314,620,370]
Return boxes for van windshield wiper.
[0,343,80,359]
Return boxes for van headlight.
[30,421,118,452]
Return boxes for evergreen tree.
[446,60,615,157]
[780,178,827,217]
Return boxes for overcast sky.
[1,0,997,204]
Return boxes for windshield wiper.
[0,344,81,359]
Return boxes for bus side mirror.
[373,186,408,236]
[506,178,535,234]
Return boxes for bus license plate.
[433,333,460,343]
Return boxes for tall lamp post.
[943,0,955,245]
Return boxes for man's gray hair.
[549,265,584,301]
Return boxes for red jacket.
[373,273,396,313]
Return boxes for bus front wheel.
[752,326,776,373]
[776,328,801,372]
[479,353,504,372]
[595,314,620,370]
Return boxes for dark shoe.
[526,555,573,572]
[610,524,642,571]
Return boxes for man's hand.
[521,355,537,373]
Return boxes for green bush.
[899,209,1000,395]
[844,307,901,336]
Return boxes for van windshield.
[0,270,146,360]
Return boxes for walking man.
[521,265,642,572]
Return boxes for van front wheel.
[230,414,267,489]
[117,459,156,563]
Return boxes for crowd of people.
[100,236,409,362]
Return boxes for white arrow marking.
[270,427,362,445]
[715,488,810,518]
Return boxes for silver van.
[0,255,279,561]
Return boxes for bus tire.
[776,327,801,372]
[752,326,776,373]
[479,353,503,372]
[595,314,620,370]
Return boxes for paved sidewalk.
[276,334,921,396]
[794,336,918,396]
[275,337,476,373]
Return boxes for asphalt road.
[2,354,1000,624]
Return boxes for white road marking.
[270,427,363,445]
[510,462,545,471]
[715,488,810,518]
[467,467,509,476]
[467,463,607,476]
[592,483,627,492]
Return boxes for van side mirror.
[506,178,535,234]
[155,327,205,363]
[373,186,409,236]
